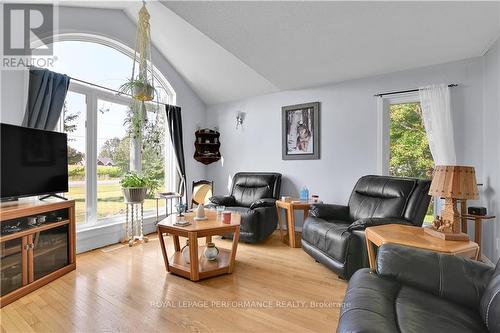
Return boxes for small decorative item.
[175,202,187,217]
[425,165,479,241]
[204,242,219,261]
[282,102,320,160]
[222,211,232,224]
[299,186,309,201]
[205,139,210,143]
[194,204,208,221]
[181,240,190,264]
[311,195,319,203]
[216,205,225,216]
[27,216,38,226]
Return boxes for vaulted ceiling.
[64,1,500,105]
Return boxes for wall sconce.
[236,112,246,130]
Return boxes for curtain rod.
[374,84,458,98]
[69,76,179,108]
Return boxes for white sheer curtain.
[419,84,457,165]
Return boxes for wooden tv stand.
[0,199,76,307]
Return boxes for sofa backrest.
[480,259,500,332]
[348,175,431,225]
[230,172,282,207]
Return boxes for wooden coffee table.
[157,210,240,281]
[365,224,479,270]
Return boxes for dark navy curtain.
[166,104,187,201]
[23,68,70,130]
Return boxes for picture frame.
[282,102,320,160]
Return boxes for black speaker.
[468,206,487,216]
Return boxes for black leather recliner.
[209,172,281,243]
[301,175,431,279]
[337,244,500,333]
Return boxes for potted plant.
[120,172,149,203]
[119,78,155,101]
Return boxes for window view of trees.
[63,96,166,224]
[389,103,434,221]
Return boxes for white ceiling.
[62,1,500,105]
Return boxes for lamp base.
[424,227,469,241]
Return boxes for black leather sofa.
[209,172,281,243]
[337,244,500,333]
[302,175,431,279]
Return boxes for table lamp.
[425,165,478,241]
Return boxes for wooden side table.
[461,214,496,260]
[157,211,240,281]
[365,224,479,270]
[276,199,319,248]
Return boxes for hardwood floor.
[0,232,347,332]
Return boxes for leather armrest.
[377,244,494,310]
[209,195,235,206]
[249,198,276,210]
[309,204,349,220]
[347,217,413,231]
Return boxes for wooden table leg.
[157,227,170,272]
[276,205,283,241]
[474,217,482,259]
[173,235,181,252]
[286,208,297,248]
[228,226,240,273]
[366,237,377,270]
[188,232,199,281]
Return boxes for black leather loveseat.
[302,175,431,279]
[337,244,500,333]
[209,172,281,243]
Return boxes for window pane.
[64,91,87,225]
[143,104,166,213]
[389,102,434,222]
[96,99,130,221]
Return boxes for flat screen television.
[1,123,68,200]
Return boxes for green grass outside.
[68,182,165,224]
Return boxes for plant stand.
[125,201,148,246]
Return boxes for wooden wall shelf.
[194,129,221,165]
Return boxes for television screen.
[1,123,68,200]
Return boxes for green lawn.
[68,181,164,224]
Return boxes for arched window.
[37,35,176,226]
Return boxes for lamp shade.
[429,165,479,200]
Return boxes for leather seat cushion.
[339,269,488,333]
[301,217,351,262]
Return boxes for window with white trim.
[37,38,176,227]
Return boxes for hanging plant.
[119,79,155,102]
[120,1,160,141]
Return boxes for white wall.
[482,37,500,262]
[206,56,499,257]
[0,69,28,125]
[0,6,207,193]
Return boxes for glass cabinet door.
[1,237,25,296]
[32,224,69,281]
